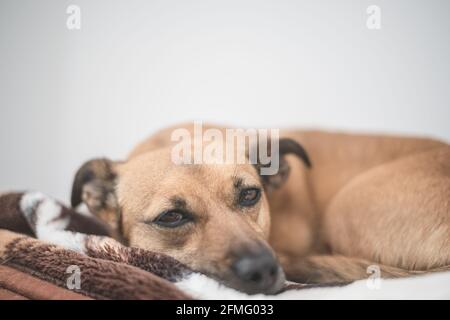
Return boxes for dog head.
[71,135,310,294]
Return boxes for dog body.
[72,123,450,293]
[267,130,450,282]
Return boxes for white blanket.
[177,271,450,300]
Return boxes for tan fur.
[72,123,450,291]
[115,148,275,290]
[271,131,450,282]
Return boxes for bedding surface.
[0,191,448,299]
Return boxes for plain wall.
[1,0,450,202]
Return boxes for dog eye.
[238,188,261,207]
[153,210,190,228]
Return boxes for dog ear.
[254,138,311,190]
[71,158,121,235]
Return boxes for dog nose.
[231,249,283,294]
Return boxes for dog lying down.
[69,124,450,295]
[0,191,449,299]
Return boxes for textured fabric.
[1,233,191,300]
[0,265,89,300]
[0,191,192,300]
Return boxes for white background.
[1,0,449,202]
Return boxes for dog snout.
[231,247,285,294]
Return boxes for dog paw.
[81,179,117,213]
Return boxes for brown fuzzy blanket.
[0,191,194,299]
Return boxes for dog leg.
[281,254,427,284]
[70,158,124,241]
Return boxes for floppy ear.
[255,138,311,191]
[71,158,121,235]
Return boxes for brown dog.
[71,123,450,294]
